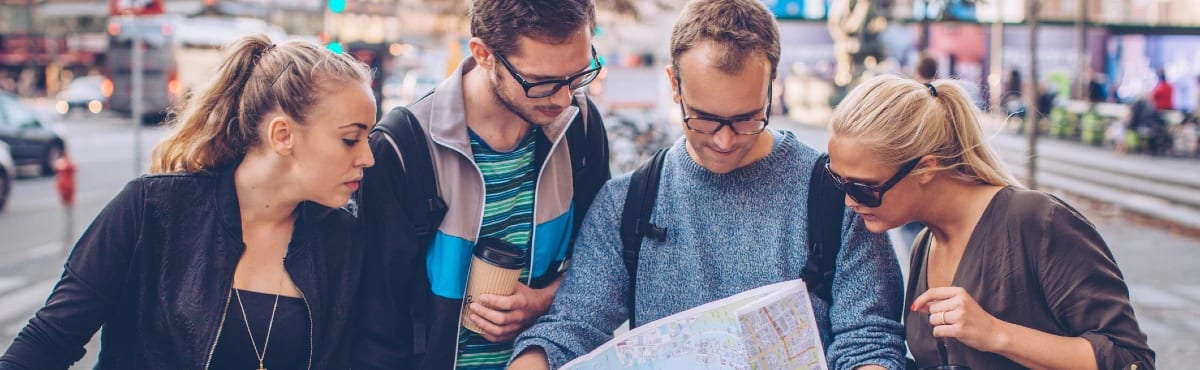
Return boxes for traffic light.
[327,41,344,54]
[328,0,345,14]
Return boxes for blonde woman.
[0,35,374,369]
[825,75,1154,370]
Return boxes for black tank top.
[209,289,310,369]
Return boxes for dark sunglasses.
[494,46,602,99]
[825,158,921,208]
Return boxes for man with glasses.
[509,0,905,369]
[353,0,610,369]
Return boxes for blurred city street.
[0,110,166,368]
[2,0,1199,368]
[0,111,1194,368]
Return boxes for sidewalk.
[978,114,1200,232]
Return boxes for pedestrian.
[0,35,376,369]
[1088,71,1107,104]
[508,1,905,369]
[1152,68,1173,111]
[351,0,611,369]
[915,53,937,83]
[826,74,1155,369]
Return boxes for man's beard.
[492,70,564,127]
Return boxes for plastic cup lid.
[472,238,526,269]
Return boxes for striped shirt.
[456,127,539,369]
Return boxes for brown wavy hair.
[150,34,372,174]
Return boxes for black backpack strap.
[370,105,449,244]
[563,98,591,246]
[804,153,846,303]
[619,148,669,329]
[369,104,447,355]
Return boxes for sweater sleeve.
[0,178,145,370]
[511,177,632,369]
[825,208,907,370]
[1036,204,1155,370]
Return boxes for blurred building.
[0,0,410,97]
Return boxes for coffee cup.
[461,238,527,334]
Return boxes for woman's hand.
[911,286,1009,353]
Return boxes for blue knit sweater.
[511,130,906,370]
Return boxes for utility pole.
[24,0,34,33]
[1024,0,1041,189]
[1074,0,1089,100]
[131,14,144,175]
[919,0,931,52]
[989,0,1005,111]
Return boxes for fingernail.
[910,303,916,310]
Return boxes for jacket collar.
[428,57,580,155]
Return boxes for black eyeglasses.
[676,80,772,135]
[825,158,921,208]
[494,45,602,99]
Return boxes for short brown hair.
[670,0,780,80]
[470,0,596,57]
[151,35,372,173]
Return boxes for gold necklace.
[234,266,285,370]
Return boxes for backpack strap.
[371,106,449,243]
[563,97,592,246]
[618,148,669,329]
[804,153,846,303]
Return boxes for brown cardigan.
[904,186,1154,370]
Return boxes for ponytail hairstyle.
[829,74,1021,187]
[150,34,373,174]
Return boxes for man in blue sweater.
[507,0,906,369]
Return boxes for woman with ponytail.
[0,35,375,369]
[826,75,1154,370]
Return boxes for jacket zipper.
[295,281,314,370]
[429,134,485,369]
[528,108,579,284]
[202,288,233,370]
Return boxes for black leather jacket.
[0,165,363,370]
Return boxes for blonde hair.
[829,74,1020,187]
[150,35,373,174]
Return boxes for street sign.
[109,0,165,16]
[329,0,346,14]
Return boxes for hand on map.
[468,278,563,342]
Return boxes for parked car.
[0,141,14,211]
[0,92,67,176]
[56,75,107,116]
